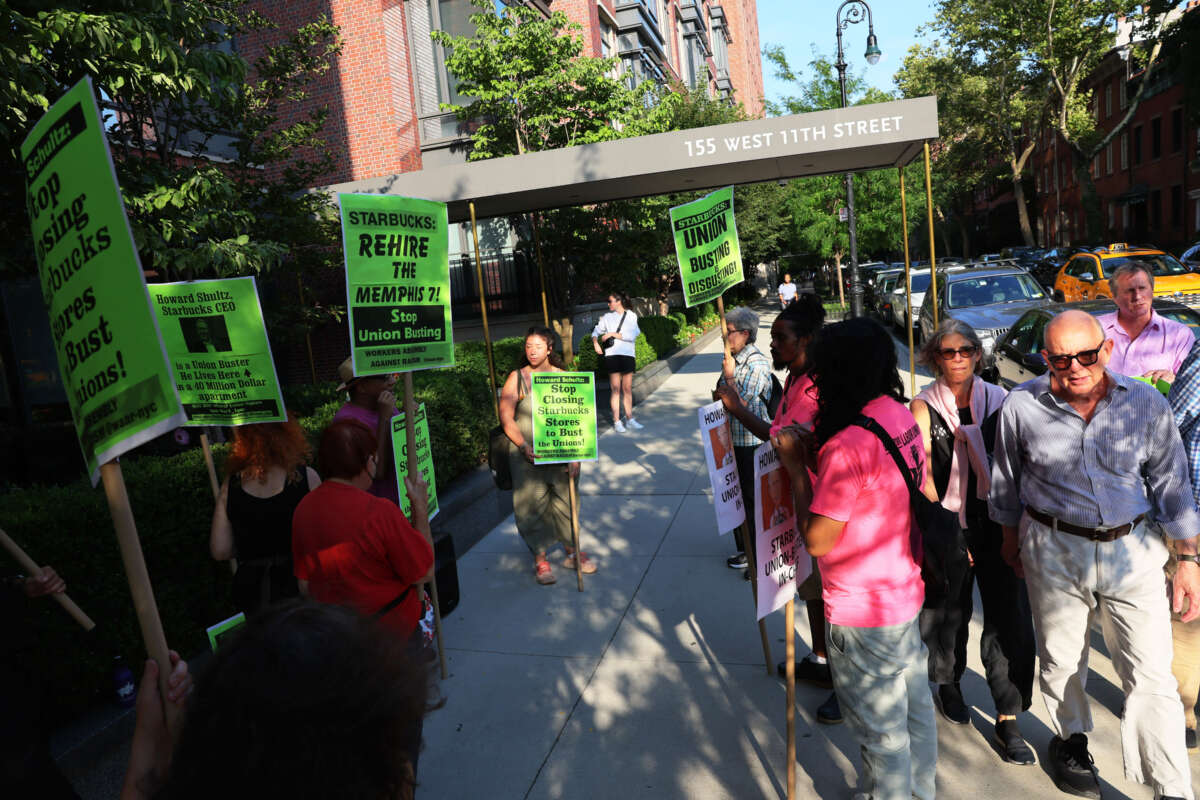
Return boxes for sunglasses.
[1044,341,1105,371]
[937,345,978,360]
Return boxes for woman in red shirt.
[292,419,434,643]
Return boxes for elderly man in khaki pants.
[990,310,1200,800]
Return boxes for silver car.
[916,266,1051,359]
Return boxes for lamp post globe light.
[834,0,880,318]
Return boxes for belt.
[1026,508,1143,542]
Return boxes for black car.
[1031,246,1088,289]
[986,298,1200,388]
[1001,245,1046,273]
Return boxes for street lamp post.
[834,0,881,319]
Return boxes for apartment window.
[1132,125,1143,165]
[675,15,686,76]
[1120,132,1128,169]
[408,0,478,143]
[1151,117,1162,159]
[1151,189,1162,229]
[1122,204,1130,230]
[1172,108,1184,153]
[1120,80,1127,109]
[1105,84,1112,117]
[1106,142,1113,175]
[1108,202,1115,230]
[1172,185,1183,228]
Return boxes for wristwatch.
[1177,553,1200,565]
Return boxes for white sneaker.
[625,418,644,430]
[613,420,626,433]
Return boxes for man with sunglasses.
[990,309,1200,800]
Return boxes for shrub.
[634,334,656,370]
[668,311,687,331]
[638,316,680,359]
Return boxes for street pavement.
[418,308,1200,800]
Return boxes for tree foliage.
[0,0,344,344]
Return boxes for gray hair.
[724,306,760,344]
[1107,260,1155,293]
[918,318,983,377]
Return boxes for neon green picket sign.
[20,77,186,483]
[340,193,454,375]
[531,373,598,463]
[390,403,439,520]
[148,277,287,426]
[670,186,744,308]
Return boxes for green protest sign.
[531,372,598,463]
[148,277,286,426]
[206,612,246,652]
[670,186,744,308]
[390,403,439,520]
[21,77,186,483]
[340,193,453,375]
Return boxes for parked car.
[1181,242,1200,272]
[1053,243,1200,302]
[889,265,968,331]
[1031,246,1088,288]
[978,253,1006,263]
[916,266,1051,357]
[1001,246,1046,274]
[986,298,1200,388]
[871,269,903,321]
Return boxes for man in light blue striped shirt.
[990,309,1200,800]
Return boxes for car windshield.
[1158,308,1200,339]
[908,274,932,293]
[1105,254,1189,276]
[947,274,1046,308]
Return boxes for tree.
[931,0,1171,242]
[897,36,1044,247]
[0,1,344,346]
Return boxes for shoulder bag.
[601,312,627,350]
[488,370,526,491]
[852,414,961,605]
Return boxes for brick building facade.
[1031,9,1199,251]
[239,0,765,384]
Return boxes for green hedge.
[639,316,681,357]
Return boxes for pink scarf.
[916,376,1007,527]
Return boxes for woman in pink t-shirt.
[775,317,937,800]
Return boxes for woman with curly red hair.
[210,416,321,615]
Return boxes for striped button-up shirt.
[989,369,1200,539]
[717,343,772,447]
[1170,340,1200,508]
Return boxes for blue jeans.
[828,613,938,800]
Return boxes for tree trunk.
[1011,173,1035,247]
[1073,152,1103,243]
[553,316,575,367]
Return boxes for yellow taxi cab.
[1053,243,1200,301]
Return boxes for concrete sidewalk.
[419,311,1199,800]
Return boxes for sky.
[755,0,937,108]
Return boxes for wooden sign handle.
[402,373,448,679]
[0,527,96,631]
[568,471,584,592]
[100,460,180,738]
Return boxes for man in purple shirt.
[331,357,401,506]
[1099,261,1194,383]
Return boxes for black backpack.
[760,373,784,419]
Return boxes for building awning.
[321,96,940,223]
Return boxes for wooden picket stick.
[199,432,220,499]
[715,295,772,672]
[100,460,180,737]
[785,597,796,800]
[568,472,584,592]
[738,518,772,675]
[0,527,96,631]
[401,373,448,679]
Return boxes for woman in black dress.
[210,416,321,614]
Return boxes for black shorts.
[605,355,635,374]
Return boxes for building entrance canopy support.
[323,96,939,222]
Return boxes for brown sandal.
[563,551,597,574]
[535,559,556,585]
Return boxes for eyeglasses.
[1044,341,1106,370]
[937,345,978,360]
